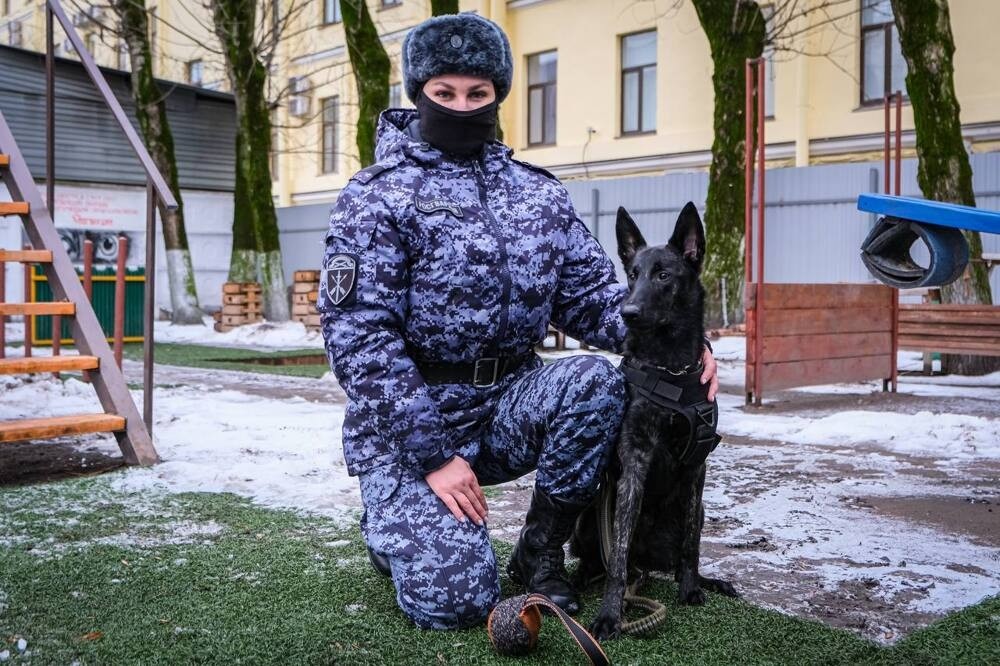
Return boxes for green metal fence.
[31,264,145,345]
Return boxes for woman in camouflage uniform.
[318,13,718,630]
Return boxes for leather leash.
[517,593,611,665]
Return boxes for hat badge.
[450,34,463,48]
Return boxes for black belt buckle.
[473,357,502,387]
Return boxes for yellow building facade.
[3,0,1000,209]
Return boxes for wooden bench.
[898,303,1000,357]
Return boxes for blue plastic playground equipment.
[857,193,1000,289]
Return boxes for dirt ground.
[3,359,998,645]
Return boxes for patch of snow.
[0,649,9,662]
[154,317,323,351]
[324,540,351,549]
[109,384,358,521]
[719,395,1000,459]
[15,640,25,654]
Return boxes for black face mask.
[416,91,498,159]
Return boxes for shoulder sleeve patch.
[350,160,399,185]
[511,158,560,183]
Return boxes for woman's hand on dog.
[700,347,719,402]
[425,455,489,525]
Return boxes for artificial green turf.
[0,478,996,665]
[122,343,329,378]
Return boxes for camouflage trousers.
[358,354,626,630]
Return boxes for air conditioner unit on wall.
[73,7,104,28]
[289,95,310,118]
[288,76,311,95]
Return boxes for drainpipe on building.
[795,51,809,167]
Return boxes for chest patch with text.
[414,194,464,218]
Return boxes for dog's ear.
[616,207,647,268]
[668,202,706,273]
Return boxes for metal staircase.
[0,130,158,464]
[0,0,181,466]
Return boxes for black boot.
[367,544,392,578]
[506,488,587,614]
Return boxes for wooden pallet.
[214,282,263,332]
[292,269,321,331]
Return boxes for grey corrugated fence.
[279,151,1000,305]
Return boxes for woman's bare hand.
[700,346,719,402]
[425,456,489,526]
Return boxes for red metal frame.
[744,58,768,406]
[744,64,899,403]
[0,259,5,358]
[113,236,128,369]
[23,247,32,358]
[883,90,903,392]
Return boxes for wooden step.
[0,249,52,263]
[0,154,9,167]
[0,302,75,316]
[0,355,99,375]
[0,413,126,443]
[0,202,29,215]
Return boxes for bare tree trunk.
[891,0,998,375]
[431,0,459,14]
[341,0,391,167]
[110,0,203,325]
[210,0,289,321]
[691,0,766,327]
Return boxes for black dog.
[572,203,738,640]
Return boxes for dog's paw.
[679,586,706,605]
[713,580,740,598]
[589,612,622,641]
[700,575,740,598]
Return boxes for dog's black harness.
[620,357,721,468]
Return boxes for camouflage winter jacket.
[319,109,627,476]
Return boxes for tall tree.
[890,0,998,374]
[431,0,459,15]
[341,0,391,167]
[691,0,766,326]
[80,0,204,324]
[210,0,289,321]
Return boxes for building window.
[620,30,656,135]
[527,50,557,146]
[323,0,341,24]
[187,59,203,87]
[85,32,97,56]
[861,0,907,105]
[117,40,130,71]
[321,96,339,174]
[389,82,402,109]
[7,20,22,48]
[3,0,10,17]
[381,0,402,8]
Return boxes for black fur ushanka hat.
[402,13,514,104]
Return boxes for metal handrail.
[45,0,177,210]
[45,0,176,437]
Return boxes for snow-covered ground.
[1,325,998,642]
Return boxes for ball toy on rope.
[487,594,610,665]
[487,594,541,656]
